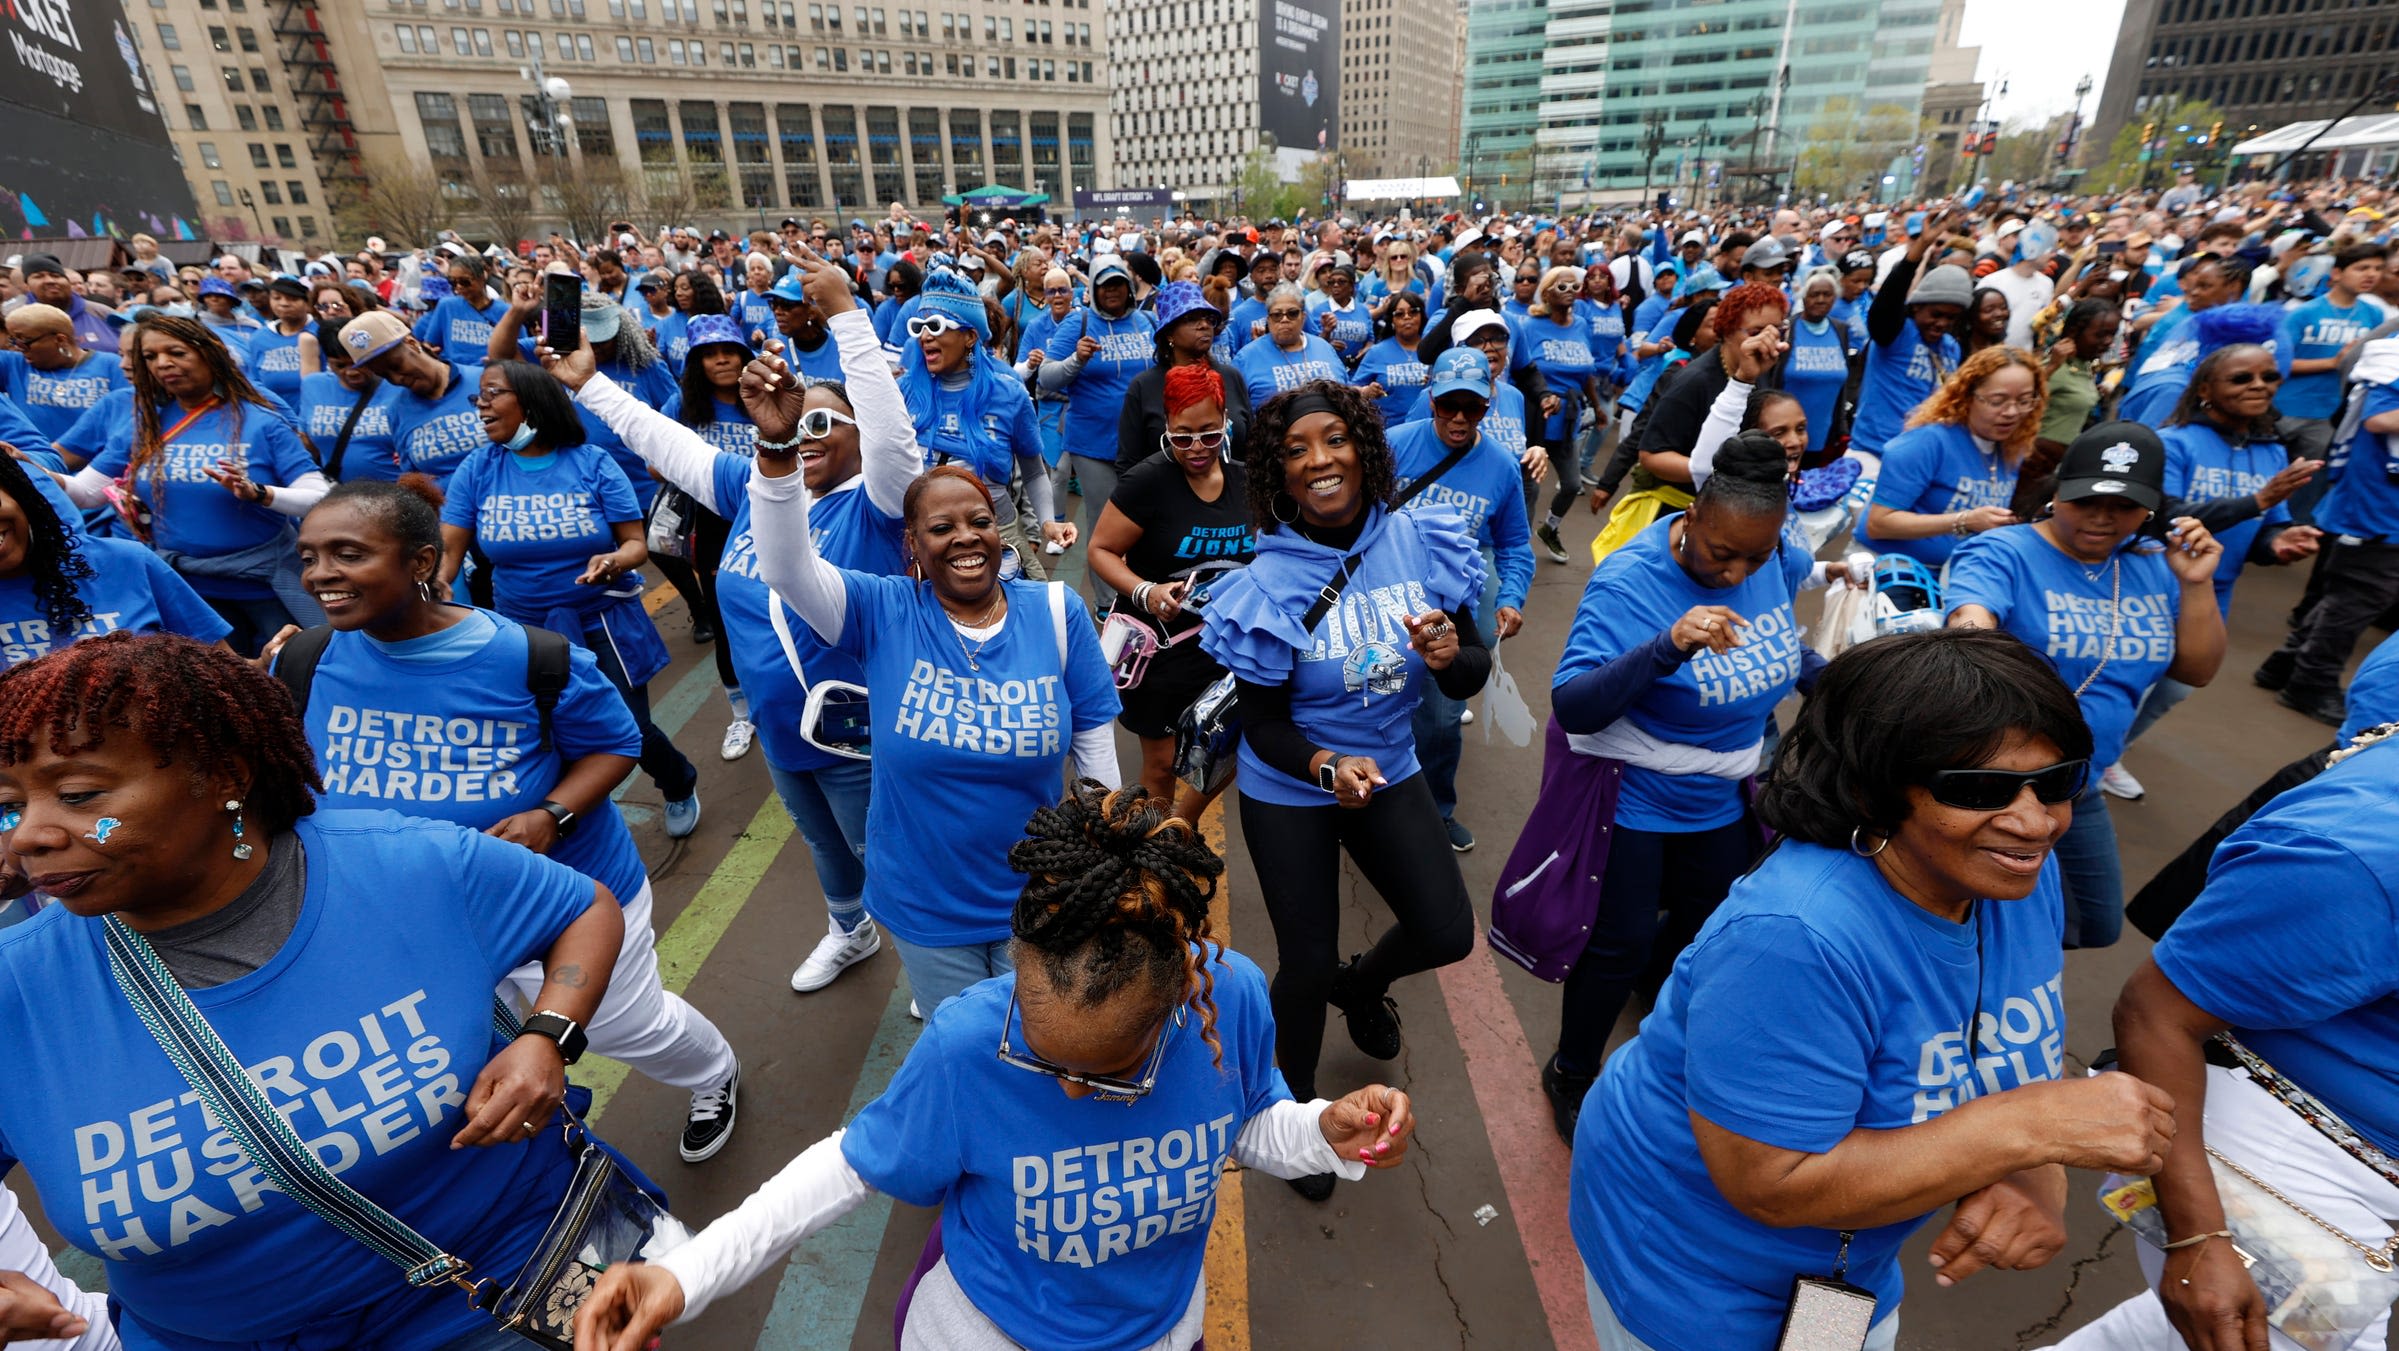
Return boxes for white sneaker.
[1459,708,1475,726]
[909,999,924,1020]
[2099,763,2145,801]
[720,718,756,761]
[789,915,882,992]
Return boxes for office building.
[1918,0,1984,194]
[1337,0,1463,180]
[2090,0,2395,180]
[1458,0,1545,207]
[1106,0,1354,203]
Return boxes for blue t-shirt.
[1553,516,1812,830]
[384,366,489,487]
[0,811,592,1351]
[649,310,691,373]
[1945,525,2184,769]
[1865,422,2016,568]
[245,325,309,407]
[1233,333,1346,408]
[1388,417,1534,611]
[1351,338,1430,428]
[1581,298,1632,385]
[779,334,849,388]
[711,456,906,771]
[908,368,1042,506]
[90,399,318,594]
[731,287,778,341]
[1222,297,1269,362]
[2316,382,2399,540]
[440,445,643,622]
[583,357,679,511]
[1782,318,1850,455]
[2117,307,2205,428]
[660,392,760,460]
[1576,841,2066,1349]
[1852,319,1959,456]
[1200,507,1484,807]
[1304,293,1374,364]
[830,575,1120,944]
[0,350,128,441]
[841,948,1288,1351]
[411,293,510,359]
[1403,379,1529,462]
[1830,294,1871,347]
[298,371,401,482]
[296,615,649,909]
[1045,307,1157,457]
[2156,739,2399,1151]
[1523,312,1599,444]
[2159,422,2291,614]
[2277,297,2383,420]
[2340,638,2399,743]
[0,535,230,665]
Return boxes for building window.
[210,25,230,49]
[262,105,284,130]
[729,101,774,206]
[503,28,522,53]
[420,25,439,48]
[832,46,845,69]
[171,62,195,89]
[908,106,942,201]
[576,32,594,57]
[821,104,863,207]
[617,34,635,58]
[159,22,181,48]
[669,36,685,60]
[260,181,283,204]
[249,142,270,167]
[198,141,223,168]
[776,102,822,205]
[221,66,242,91]
[272,215,291,237]
[212,180,236,206]
[637,36,655,59]
[680,99,729,205]
[630,99,678,207]
[299,216,319,238]
[397,24,418,49]
[989,108,1020,179]
[250,66,270,89]
[469,91,520,162]
[277,142,297,167]
[948,108,981,179]
[289,181,309,203]
[186,104,208,129]
[237,25,260,50]
[476,28,494,53]
[571,95,616,154]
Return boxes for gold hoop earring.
[1850,826,1888,859]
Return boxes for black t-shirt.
[1107,456,1256,636]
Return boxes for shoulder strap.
[522,624,572,753]
[1301,550,1367,632]
[1049,580,1069,668]
[324,384,377,481]
[1394,441,1476,510]
[271,623,337,714]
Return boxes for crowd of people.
[0,168,2394,1351]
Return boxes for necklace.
[943,589,1007,671]
[2073,555,2123,698]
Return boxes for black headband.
[1282,387,1342,426]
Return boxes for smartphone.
[542,272,584,353]
[2097,239,2125,256]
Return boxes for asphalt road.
[21,502,2375,1351]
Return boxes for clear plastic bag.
[1482,640,1535,747]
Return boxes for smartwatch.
[538,799,579,838]
[1317,755,1345,794]
[518,1010,588,1065]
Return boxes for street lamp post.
[1639,109,1667,208]
[236,187,265,239]
[2060,73,2093,170]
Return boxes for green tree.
[1232,147,1308,222]
[1793,98,1913,197]
[2092,96,2227,193]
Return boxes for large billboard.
[1,0,201,240]
[1259,0,1338,155]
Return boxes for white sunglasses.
[906,313,968,339]
[797,408,858,441]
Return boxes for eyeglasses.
[797,407,858,441]
[2223,369,2283,386]
[997,991,1182,1103]
[1044,286,1074,297]
[1164,425,1229,452]
[1266,308,1304,320]
[468,389,512,407]
[1924,759,2090,811]
[1972,393,2042,413]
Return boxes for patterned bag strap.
[100,914,497,1292]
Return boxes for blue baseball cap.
[1424,347,1493,403]
[768,271,811,303]
[683,312,752,356]
[197,276,239,299]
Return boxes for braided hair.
[0,453,95,641]
[124,315,280,515]
[1695,429,1794,521]
[0,632,321,833]
[1009,781,1228,1065]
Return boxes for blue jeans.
[437,1323,545,1351]
[1410,684,1465,822]
[2055,787,2124,949]
[2124,677,2194,750]
[767,759,873,930]
[888,934,1015,1014]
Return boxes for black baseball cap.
[2055,422,2165,512]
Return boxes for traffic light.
[2208,120,2223,147]
[2139,122,2157,159]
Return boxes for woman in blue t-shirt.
[659,314,762,762]
[1946,422,2227,949]
[746,446,1123,1014]
[1038,256,1156,573]
[1536,435,1822,1140]
[574,782,1418,1351]
[1351,291,1432,429]
[0,632,625,1350]
[1863,347,2047,570]
[902,269,1063,581]
[1199,381,1490,1202]
[1572,628,2173,1351]
[291,477,742,1163]
[299,323,401,483]
[1526,266,1604,534]
[53,316,330,655]
[436,361,702,838]
[0,452,231,667]
[1783,271,1853,458]
[246,277,319,408]
[1233,285,1347,411]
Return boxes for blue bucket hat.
[915,268,990,339]
[1154,280,1219,337]
[197,276,239,300]
[683,312,752,357]
[1425,346,1493,403]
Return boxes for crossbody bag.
[1170,545,1368,795]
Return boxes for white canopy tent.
[1342,176,1464,201]
[2230,114,2399,176]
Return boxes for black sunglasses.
[2223,369,2282,386]
[1925,760,2090,811]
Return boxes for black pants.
[1239,773,1476,1099]
[1555,817,1755,1074]
[650,504,738,690]
[2277,537,2399,698]
[585,617,700,802]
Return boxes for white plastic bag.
[1483,640,1536,747]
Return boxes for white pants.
[504,880,737,1094]
[2049,1064,2394,1351]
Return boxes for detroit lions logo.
[1342,641,1408,698]
[2100,442,2139,474]
[85,818,122,843]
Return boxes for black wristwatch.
[1317,755,1346,794]
[518,1010,588,1065]
[539,799,579,838]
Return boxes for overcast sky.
[1957,0,2129,126]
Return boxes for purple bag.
[1489,718,1625,983]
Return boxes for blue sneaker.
[664,791,702,839]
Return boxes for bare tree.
[478,172,542,253]
[359,155,459,252]
[547,160,638,246]
[639,166,698,236]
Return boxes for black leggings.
[1555,817,1755,1074]
[1240,773,1477,1099]
[650,504,738,690]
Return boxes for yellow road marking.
[1197,795,1251,1351]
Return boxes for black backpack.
[273,622,574,752]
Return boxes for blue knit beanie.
[918,268,990,338]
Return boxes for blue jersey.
[0,535,230,666]
[1351,338,1430,429]
[1387,417,1534,611]
[296,614,649,909]
[2316,382,2399,539]
[440,445,644,622]
[1580,298,1631,385]
[2279,297,2386,420]
[1945,524,2184,769]
[411,293,510,359]
[1304,294,1374,364]
[842,948,1288,1351]
[1234,333,1346,408]
[1201,506,1484,806]
[1523,311,1599,444]
[0,811,593,1351]
[298,372,401,482]
[2159,422,2291,614]
[1404,379,1529,462]
[660,393,760,460]
[1578,841,2065,1348]
[1045,307,1156,459]
[1865,422,2016,568]
[1781,317,1850,455]
[1852,320,1959,455]
[0,350,127,441]
[1553,515,1812,830]
[245,325,309,407]
[384,366,488,487]
[649,311,690,373]
[731,288,778,341]
[90,399,317,598]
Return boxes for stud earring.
[226,799,254,861]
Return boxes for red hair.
[1163,362,1225,419]
[1712,283,1790,343]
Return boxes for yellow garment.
[1590,483,1694,563]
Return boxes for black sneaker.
[1541,1055,1598,1145]
[689,620,717,645]
[1287,1172,1336,1202]
[679,1064,740,1163]
[2253,649,2296,691]
[1535,522,1570,564]
[1328,958,1403,1060]
[2278,684,2349,730]
[1444,818,1475,853]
